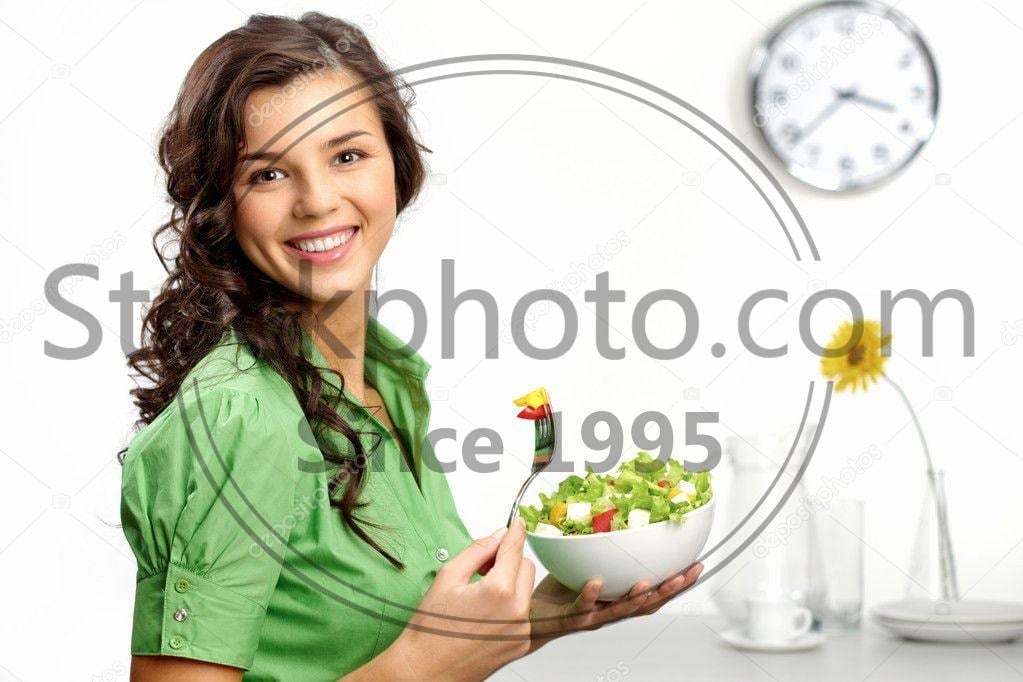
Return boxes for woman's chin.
[287,272,371,306]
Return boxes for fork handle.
[506,468,542,528]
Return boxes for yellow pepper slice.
[549,501,567,525]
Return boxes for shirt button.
[174,579,190,593]
[174,608,189,622]
[168,635,185,650]
[435,547,449,561]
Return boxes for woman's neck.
[305,286,370,403]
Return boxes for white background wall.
[1,0,1021,678]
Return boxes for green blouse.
[120,317,476,679]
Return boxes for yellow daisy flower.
[820,319,893,392]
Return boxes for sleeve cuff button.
[168,635,185,650]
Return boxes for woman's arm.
[130,655,243,681]
[341,520,535,681]
[128,632,441,682]
[526,562,705,654]
[133,521,535,682]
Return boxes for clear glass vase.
[907,469,960,602]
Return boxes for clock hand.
[793,94,846,146]
[847,92,897,113]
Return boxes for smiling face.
[231,70,396,308]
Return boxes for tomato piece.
[516,405,547,420]
[591,508,618,533]
[657,479,670,488]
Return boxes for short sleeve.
[120,385,299,670]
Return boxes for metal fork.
[506,393,557,528]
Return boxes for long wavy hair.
[117,12,430,570]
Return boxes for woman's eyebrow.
[239,129,371,164]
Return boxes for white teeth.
[292,229,356,252]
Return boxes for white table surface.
[491,615,1023,681]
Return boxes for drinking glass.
[816,498,864,630]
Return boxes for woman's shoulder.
[186,327,292,395]
[125,328,305,458]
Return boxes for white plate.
[873,599,1023,625]
[720,628,826,652]
[873,616,1023,644]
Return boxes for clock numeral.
[897,50,914,69]
[839,156,856,174]
[770,88,788,107]
[873,144,890,162]
[780,53,801,72]
[899,120,913,135]
[910,85,926,103]
[802,24,819,41]
[781,121,801,145]
[805,145,821,166]
[835,15,856,36]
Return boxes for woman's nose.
[293,174,343,218]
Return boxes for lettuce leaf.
[518,451,714,535]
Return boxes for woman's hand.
[526,563,704,654]
[365,518,535,681]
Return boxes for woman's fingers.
[515,556,536,600]
[636,563,703,616]
[573,579,604,615]
[441,527,508,584]
[575,580,652,629]
[607,580,654,617]
[484,517,527,587]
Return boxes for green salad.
[519,451,713,536]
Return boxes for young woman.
[119,12,702,680]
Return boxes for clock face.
[751,1,939,191]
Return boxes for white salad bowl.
[525,498,716,600]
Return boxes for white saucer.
[873,616,1023,643]
[720,628,826,652]
[871,599,1023,643]
[873,598,1023,624]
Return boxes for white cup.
[745,596,813,642]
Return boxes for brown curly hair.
[117,11,431,569]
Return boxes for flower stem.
[881,374,936,473]
[881,373,960,601]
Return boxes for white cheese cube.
[533,522,563,537]
[566,502,592,521]
[627,508,651,528]
[671,480,698,503]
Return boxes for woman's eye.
[334,149,364,166]
[247,149,364,185]
[250,168,284,185]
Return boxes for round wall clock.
[751,1,939,191]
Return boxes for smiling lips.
[283,224,360,263]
